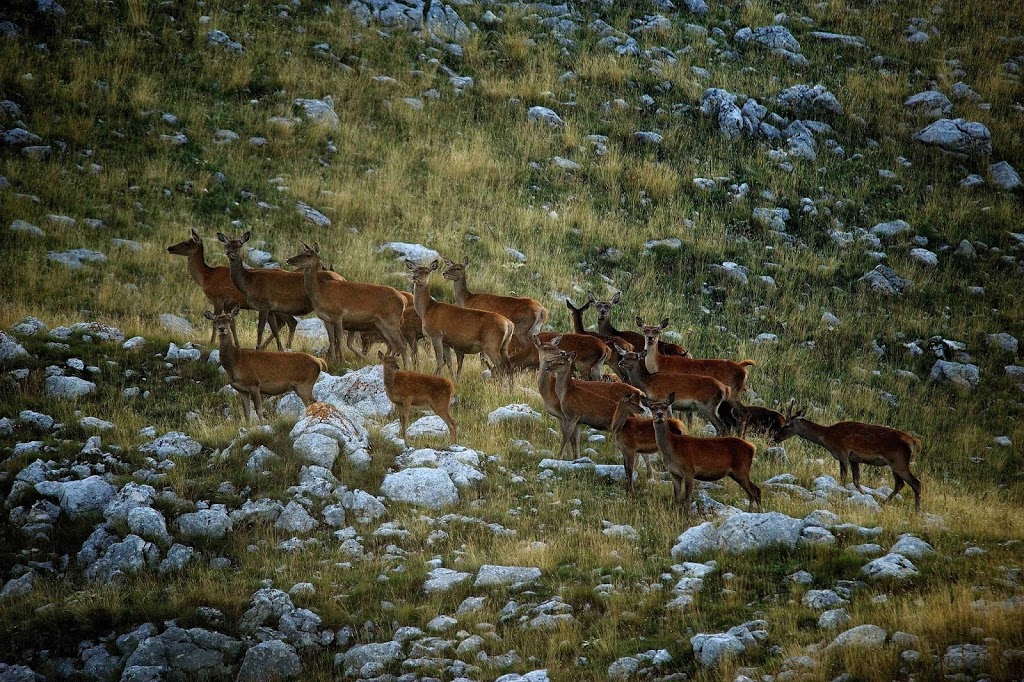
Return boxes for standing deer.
[608,392,688,494]
[286,243,408,365]
[547,351,644,459]
[617,349,734,435]
[638,317,755,399]
[773,406,923,511]
[167,229,296,347]
[564,297,636,379]
[642,394,761,519]
[589,291,688,357]
[379,351,457,444]
[356,290,425,368]
[205,308,326,421]
[442,256,548,348]
[406,260,514,379]
[217,231,344,350]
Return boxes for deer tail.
[740,359,757,367]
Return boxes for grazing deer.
[217,231,344,350]
[167,229,296,347]
[205,308,326,421]
[379,351,457,444]
[509,332,611,378]
[286,243,408,365]
[773,406,923,511]
[642,394,761,519]
[609,392,688,494]
[406,260,514,379]
[637,317,755,399]
[547,351,644,459]
[617,349,733,435]
[589,291,689,357]
[442,257,548,348]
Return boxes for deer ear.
[241,231,251,243]
[567,351,577,361]
[203,310,215,320]
[191,228,201,241]
[667,392,676,404]
[443,257,453,267]
[660,317,670,329]
[405,259,415,270]
[550,334,562,346]
[638,349,647,358]
[635,316,644,329]
[564,298,574,309]
[430,260,439,271]
[230,306,241,317]
[531,334,542,349]
[462,256,469,266]
[377,351,385,361]
[216,232,228,244]
[612,292,621,304]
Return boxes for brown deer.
[217,231,345,350]
[357,290,425,368]
[547,351,644,459]
[637,317,755,399]
[589,291,688,357]
[564,297,636,380]
[773,406,923,511]
[379,351,457,444]
[406,260,514,379]
[286,243,408,365]
[442,257,548,347]
[642,394,761,519]
[204,308,326,421]
[727,403,786,439]
[608,392,688,494]
[167,229,296,347]
[509,332,611,378]
[617,349,734,435]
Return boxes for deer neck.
[568,307,586,334]
[301,259,326,310]
[217,331,238,375]
[451,275,472,307]
[553,367,574,407]
[186,243,214,286]
[643,335,663,374]
[793,418,831,448]
[597,316,618,337]
[381,363,396,393]
[227,254,254,296]
[412,278,434,319]
[651,418,674,458]
[623,361,649,389]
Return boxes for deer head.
[636,316,670,343]
[167,228,203,255]
[441,256,470,281]
[217,231,251,261]
[588,290,621,322]
[286,242,322,270]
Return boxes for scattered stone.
[424,567,472,593]
[818,608,852,630]
[527,106,566,127]
[929,360,980,390]
[474,564,541,588]
[294,97,338,128]
[860,265,912,295]
[237,640,301,682]
[488,403,541,425]
[140,432,202,459]
[914,118,991,157]
[380,467,459,509]
[47,249,107,270]
[176,509,233,540]
[861,553,919,580]
[904,90,953,119]
[830,624,887,649]
[296,202,331,227]
[990,161,1022,191]
[776,84,843,117]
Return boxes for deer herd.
[168,230,924,519]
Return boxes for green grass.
[2,0,1024,679]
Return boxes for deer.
[547,351,644,459]
[726,402,787,440]
[442,257,548,348]
[509,332,612,378]
[204,308,326,421]
[608,391,688,494]
[617,349,734,435]
[286,243,408,365]
[217,231,345,351]
[773,405,923,511]
[642,394,762,520]
[406,260,514,379]
[167,229,296,347]
[379,351,457,444]
[637,317,755,399]
[356,290,425,368]
[589,291,689,357]
[564,297,637,380]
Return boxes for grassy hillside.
[1,0,1023,680]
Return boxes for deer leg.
[255,310,268,349]
[683,474,695,522]
[399,401,410,442]
[670,474,682,506]
[685,412,694,431]
[237,391,252,421]
[454,351,465,379]
[229,314,241,349]
[251,387,265,422]
[886,471,906,504]
[267,313,284,351]
[324,319,337,362]
[836,453,850,488]
[851,461,866,494]
[623,447,635,495]
[296,382,314,408]
[335,318,347,362]
[430,336,446,375]
[346,331,363,357]
[437,403,457,445]
[284,315,297,349]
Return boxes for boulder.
[0,331,30,362]
[488,403,541,424]
[860,265,912,295]
[830,624,887,649]
[989,161,1022,191]
[159,313,194,336]
[290,406,371,465]
[690,622,762,668]
[424,567,472,593]
[818,608,852,630]
[929,360,979,390]
[735,25,801,53]
[889,535,935,559]
[237,640,301,682]
[176,509,233,540]
[294,97,338,128]
[41,475,116,519]
[140,432,202,459]
[85,534,160,583]
[776,84,843,117]
[275,501,320,534]
[716,512,804,553]
[44,375,96,399]
[127,507,171,545]
[474,564,542,588]
[943,644,989,674]
[375,242,442,263]
[124,626,242,679]
[296,202,331,228]
[292,433,339,469]
[337,641,403,674]
[670,522,719,559]
[380,467,458,508]
[527,106,566,127]
[904,90,953,119]
[914,118,991,157]
[861,553,919,580]
[313,366,392,421]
